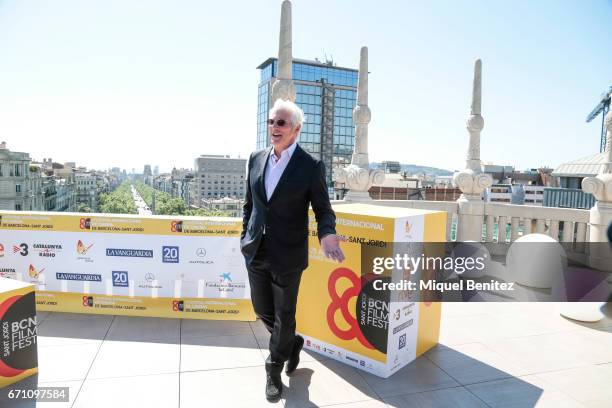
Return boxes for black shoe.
[265,359,284,402]
[285,335,304,375]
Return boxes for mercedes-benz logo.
[145,272,155,282]
[196,248,206,257]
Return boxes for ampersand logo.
[326,267,374,350]
[79,218,91,230]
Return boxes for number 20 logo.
[162,246,179,263]
[112,271,129,287]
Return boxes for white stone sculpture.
[453,59,492,241]
[581,108,612,271]
[270,0,295,102]
[453,59,493,199]
[335,46,385,201]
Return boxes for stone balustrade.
[333,200,591,250]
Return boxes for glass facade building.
[256,58,358,191]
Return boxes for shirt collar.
[270,141,298,161]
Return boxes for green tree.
[156,197,187,215]
[97,181,138,214]
[76,203,92,213]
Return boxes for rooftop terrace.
[3,303,611,408]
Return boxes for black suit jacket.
[240,144,336,273]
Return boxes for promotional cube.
[0,278,38,388]
[297,203,446,378]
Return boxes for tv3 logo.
[13,243,28,256]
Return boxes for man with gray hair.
[241,98,345,402]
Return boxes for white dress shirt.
[264,141,297,201]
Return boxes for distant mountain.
[370,162,453,176]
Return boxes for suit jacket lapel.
[257,147,272,203]
[268,144,303,203]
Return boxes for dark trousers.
[247,235,303,363]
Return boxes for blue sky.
[0,0,610,173]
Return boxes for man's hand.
[321,234,346,263]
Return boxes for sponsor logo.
[172,300,184,312]
[345,355,359,364]
[170,221,183,233]
[404,220,413,239]
[162,246,179,263]
[106,248,153,258]
[0,291,38,377]
[76,240,93,255]
[306,340,311,347]
[390,354,401,372]
[327,267,375,350]
[394,309,400,320]
[112,271,129,287]
[13,243,28,256]
[360,360,365,367]
[82,296,94,307]
[0,243,4,257]
[189,248,213,265]
[392,319,414,335]
[403,304,413,317]
[56,273,102,282]
[80,218,91,230]
[28,264,44,280]
[32,243,63,258]
[138,273,161,289]
[205,273,245,293]
[399,333,406,350]
[0,267,16,279]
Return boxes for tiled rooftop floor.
[2,303,612,407]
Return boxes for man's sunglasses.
[267,119,290,127]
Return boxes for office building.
[257,57,358,189]
[0,142,44,211]
[194,155,246,206]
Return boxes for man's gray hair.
[269,99,305,129]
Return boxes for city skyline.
[0,0,611,173]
